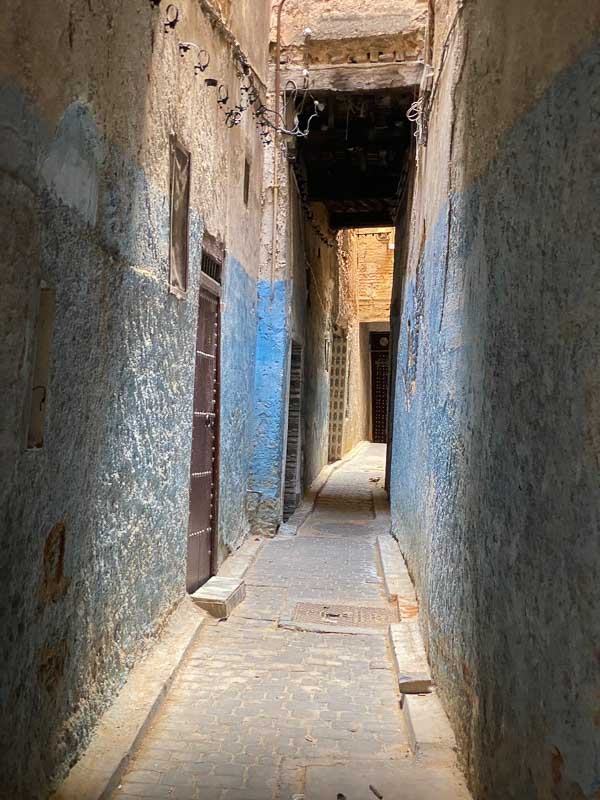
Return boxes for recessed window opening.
[168,133,191,299]
[201,234,224,285]
[27,286,55,449]
[243,158,251,206]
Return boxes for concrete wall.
[389,1,600,797]
[0,1,270,796]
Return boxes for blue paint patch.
[250,279,289,529]
[218,256,257,550]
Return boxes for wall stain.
[38,640,68,693]
[39,521,71,606]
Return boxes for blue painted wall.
[218,256,257,553]
[390,43,600,799]
[250,279,290,533]
[0,82,259,798]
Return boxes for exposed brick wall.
[355,229,395,323]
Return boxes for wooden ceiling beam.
[280,61,423,93]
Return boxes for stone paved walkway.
[112,444,467,800]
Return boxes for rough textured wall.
[340,322,371,453]
[250,109,294,535]
[302,204,336,487]
[389,1,600,798]
[334,231,369,454]
[252,157,337,529]
[217,255,257,561]
[0,0,269,796]
[250,279,290,533]
[356,228,395,322]
[274,0,427,51]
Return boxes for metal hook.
[164,3,179,31]
[225,109,242,127]
[194,49,210,74]
[178,42,210,74]
[217,84,229,105]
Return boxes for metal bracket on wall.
[164,4,179,32]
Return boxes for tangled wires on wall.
[165,2,321,148]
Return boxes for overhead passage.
[294,89,414,229]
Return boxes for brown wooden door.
[187,278,220,593]
[370,332,390,444]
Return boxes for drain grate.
[292,602,397,629]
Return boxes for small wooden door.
[370,332,390,444]
[187,268,221,593]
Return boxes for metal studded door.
[370,332,390,444]
[187,251,222,594]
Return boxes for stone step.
[388,621,432,692]
[400,691,458,758]
[190,576,246,618]
[376,534,419,617]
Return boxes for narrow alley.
[111,445,468,800]
[3,1,599,799]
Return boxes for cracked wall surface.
[389,1,600,797]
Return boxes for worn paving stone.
[111,445,464,799]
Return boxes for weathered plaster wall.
[252,157,337,528]
[389,1,600,797]
[250,279,290,533]
[0,1,269,796]
[333,230,370,454]
[302,204,337,487]
[340,321,370,453]
[331,228,393,455]
[217,255,257,561]
[274,0,427,51]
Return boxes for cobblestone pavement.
[111,444,457,800]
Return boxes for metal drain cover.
[292,602,397,629]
